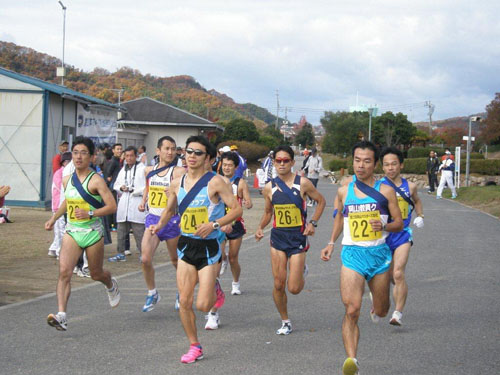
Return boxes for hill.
[414,113,486,132]
[0,41,277,129]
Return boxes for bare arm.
[410,182,423,217]
[375,184,403,233]
[151,177,179,233]
[301,176,326,236]
[255,182,273,241]
[320,186,346,261]
[83,174,117,218]
[139,166,152,212]
[239,179,253,209]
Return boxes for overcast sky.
[2,0,499,124]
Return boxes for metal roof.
[0,66,118,109]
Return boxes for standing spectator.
[437,150,457,199]
[108,146,146,262]
[262,150,275,182]
[426,150,440,193]
[301,149,310,176]
[48,152,72,258]
[96,143,110,171]
[52,141,69,174]
[105,143,123,231]
[230,145,247,178]
[138,145,148,165]
[304,148,323,206]
[441,148,455,161]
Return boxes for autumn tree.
[222,118,260,142]
[481,93,500,145]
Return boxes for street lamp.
[57,1,66,86]
[368,107,375,141]
[465,116,481,187]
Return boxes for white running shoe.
[174,291,180,311]
[47,312,67,331]
[124,250,132,256]
[390,310,403,326]
[231,281,241,295]
[106,277,121,308]
[369,292,380,323]
[219,259,228,276]
[204,312,219,330]
[303,264,309,278]
[342,357,359,375]
[48,250,57,257]
[276,321,292,335]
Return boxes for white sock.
[57,311,66,319]
[148,289,157,296]
[282,319,291,325]
[232,281,240,286]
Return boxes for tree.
[321,111,368,155]
[372,112,416,147]
[221,119,260,142]
[481,93,500,145]
[293,122,315,147]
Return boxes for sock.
[282,319,291,325]
[57,311,66,319]
[232,281,240,286]
[191,342,202,349]
[148,289,157,296]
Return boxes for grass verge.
[442,185,500,218]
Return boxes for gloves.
[413,216,424,228]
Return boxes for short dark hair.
[273,145,294,160]
[221,151,240,167]
[186,135,211,157]
[157,136,176,149]
[72,136,95,155]
[112,143,122,150]
[352,141,379,163]
[380,146,404,164]
[139,145,146,152]
[124,145,138,155]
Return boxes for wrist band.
[328,242,334,245]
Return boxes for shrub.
[470,152,485,159]
[217,140,269,162]
[328,159,348,171]
[407,147,445,158]
[259,135,280,150]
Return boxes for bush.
[470,152,485,159]
[259,135,280,150]
[328,159,348,171]
[407,147,445,158]
[217,140,269,162]
[466,159,500,175]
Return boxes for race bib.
[148,185,168,208]
[181,207,209,234]
[397,196,409,219]
[348,211,382,242]
[274,204,302,228]
[67,198,90,223]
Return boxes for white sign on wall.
[76,103,117,145]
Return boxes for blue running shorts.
[341,243,392,281]
[226,220,246,240]
[145,213,180,241]
[386,227,413,253]
[270,228,309,258]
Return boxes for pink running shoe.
[214,279,225,309]
[181,345,204,363]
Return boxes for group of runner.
[45,135,424,374]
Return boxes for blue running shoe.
[143,291,161,312]
[108,253,126,262]
[174,292,180,311]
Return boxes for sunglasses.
[275,158,291,164]
[185,148,206,157]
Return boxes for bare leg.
[166,236,179,269]
[287,252,306,295]
[228,237,242,282]
[391,243,411,312]
[141,230,161,290]
[56,234,83,312]
[368,271,391,318]
[270,247,289,320]
[340,266,365,358]
[176,259,199,344]
[86,238,112,288]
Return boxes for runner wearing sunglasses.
[255,145,326,336]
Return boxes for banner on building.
[76,103,117,146]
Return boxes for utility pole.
[425,101,435,136]
[275,89,280,130]
[57,1,67,86]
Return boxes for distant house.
[118,97,223,158]
[0,67,118,208]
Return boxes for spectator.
[52,141,69,174]
[96,143,110,171]
[108,146,146,262]
[437,150,457,199]
[105,143,123,187]
[441,148,455,161]
[303,148,323,206]
[426,150,440,193]
[138,145,147,165]
[48,152,72,257]
[230,145,247,178]
[262,150,275,182]
[301,149,310,176]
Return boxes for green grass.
[443,185,500,218]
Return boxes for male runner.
[320,141,403,375]
[255,145,325,335]
[139,136,186,312]
[44,136,120,331]
[380,147,424,326]
[149,135,242,363]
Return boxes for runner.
[148,135,242,363]
[320,141,403,375]
[255,145,326,335]
[44,136,120,331]
[380,147,424,326]
[138,136,186,312]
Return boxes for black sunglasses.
[185,148,206,157]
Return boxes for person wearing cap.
[214,146,232,175]
[303,148,323,206]
[230,145,247,179]
[48,152,73,257]
[437,149,457,199]
[52,141,69,174]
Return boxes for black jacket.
[427,157,440,173]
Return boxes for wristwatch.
[88,210,94,219]
[418,214,425,218]
[309,220,318,227]
[212,221,220,230]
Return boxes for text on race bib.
[67,198,90,223]
[181,207,209,234]
[397,196,409,220]
[274,204,302,228]
[148,185,168,208]
[348,210,382,242]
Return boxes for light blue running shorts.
[341,243,392,281]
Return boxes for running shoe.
[124,250,132,256]
[307,201,313,207]
[48,250,57,257]
[77,267,91,278]
[303,264,309,278]
[219,258,228,276]
[369,292,380,323]
[108,253,126,262]
[436,196,442,200]
[142,291,161,312]
[231,281,241,295]
[73,266,79,274]
[204,312,219,330]
[106,277,121,308]
[180,345,204,363]
[342,357,359,375]
[451,194,457,199]
[276,321,292,335]
[174,291,180,311]
[390,310,403,326]
[47,313,67,331]
[214,279,225,309]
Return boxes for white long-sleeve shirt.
[113,162,146,224]
[305,155,323,179]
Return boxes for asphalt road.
[1,179,499,375]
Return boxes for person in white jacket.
[108,146,146,262]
